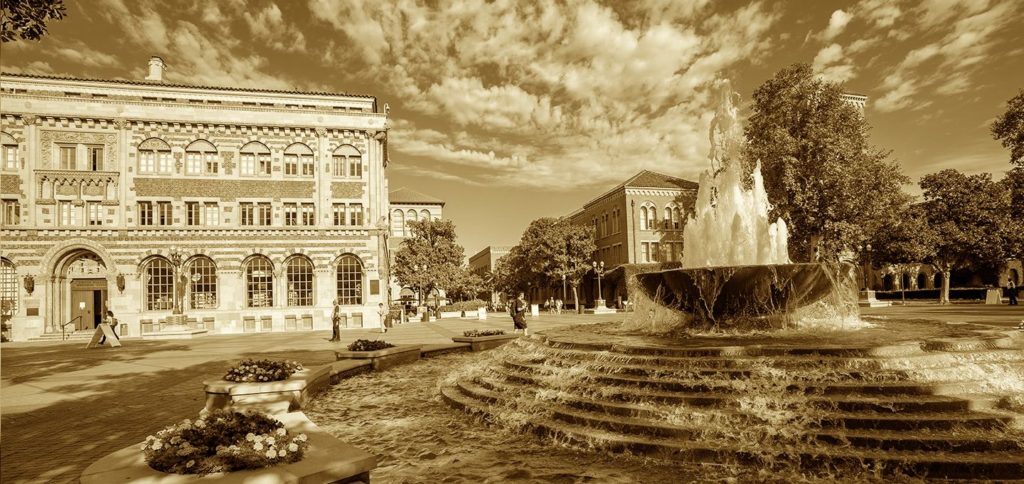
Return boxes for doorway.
[70,279,106,331]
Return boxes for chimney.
[145,56,165,82]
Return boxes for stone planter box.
[335,345,422,371]
[440,311,463,319]
[203,366,332,415]
[451,334,518,351]
[80,411,376,484]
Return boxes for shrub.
[463,329,506,337]
[224,359,303,383]
[141,410,309,475]
[443,299,488,313]
[347,339,396,351]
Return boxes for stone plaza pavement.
[1,305,1021,483]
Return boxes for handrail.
[62,316,82,341]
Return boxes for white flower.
[266,437,275,445]
[253,442,263,451]
[296,434,307,442]
[287,443,298,452]
[186,460,195,468]
[276,428,286,436]
[152,441,163,450]
[265,450,277,459]
[195,420,206,429]
[245,433,256,442]
[254,435,264,443]
[170,436,182,445]
[278,449,287,457]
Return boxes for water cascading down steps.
[442,325,1024,479]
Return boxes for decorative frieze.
[39,130,118,169]
[1,174,23,196]
[133,177,315,201]
[331,182,364,199]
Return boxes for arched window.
[239,141,271,176]
[420,209,430,221]
[185,139,218,175]
[406,209,418,234]
[639,206,648,231]
[245,256,274,308]
[1,258,17,313]
[1,132,18,171]
[336,255,363,305]
[934,272,943,289]
[138,138,172,174]
[916,272,926,290]
[672,207,682,229]
[188,256,217,309]
[286,256,314,307]
[391,209,405,237]
[332,144,361,178]
[663,207,671,229]
[284,143,314,176]
[144,257,174,311]
[902,273,911,290]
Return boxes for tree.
[1002,167,1024,224]
[492,247,530,298]
[1,0,66,42]
[517,217,596,313]
[447,268,486,302]
[919,169,1020,304]
[744,63,911,261]
[392,219,465,308]
[870,206,939,302]
[991,89,1024,168]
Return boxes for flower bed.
[347,339,395,352]
[224,359,303,383]
[452,331,518,351]
[141,410,308,475]
[463,329,505,337]
[336,344,423,371]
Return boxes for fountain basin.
[635,262,857,327]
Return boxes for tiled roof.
[389,187,445,205]
[620,170,699,190]
[0,72,376,100]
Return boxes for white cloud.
[821,9,852,41]
[243,3,307,53]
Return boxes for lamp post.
[592,260,606,309]
[168,247,185,315]
[562,273,567,302]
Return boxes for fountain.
[306,78,1024,481]
[634,79,857,330]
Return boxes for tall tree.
[517,217,596,313]
[870,206,939,301]
[492,247,530,298]
[392,219,465,307]
[919,169,1020,304]
[991,89,1024,168]
[745,63,910,261]
[1,0,66,42]
[447,268,486,302]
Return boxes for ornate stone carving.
[315,127,327,137]
[39,130,118,169]
[174,151,183,171]
[113,118,129,130]
[222,151,235,175]
[21,115,39,126]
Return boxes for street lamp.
[857,243,872,290]
[168,247,185,315]
[592,260,606,309]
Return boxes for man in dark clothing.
[1009,278,1018,306]
[512,292,529,336]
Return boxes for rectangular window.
[240,153,255,176]
[204,203,219,226]
[59,145,76,170]
[2,144,17,170]
[87,202,102,226]
[1,199,20,226]
[333,204,345,226]
[240,203,254,226]
[651,242,660,262]
[88,146,103,171]
[301,156,314,176]
[284,203,298,226]
[156,201,172,225]
[139,201,153,226]
[348,156,361,177]
[139,151,155,173]
[300,203,315,226]
[284,154,298,176]
[59,201,78,226]
[640,242,650,263]
[332,156,345,177]
[259,154,271,175]
[258,203,272,226]
[186,152,203,174]
[158,151,172,173]
[205,152,219,174]
[348,204,363,226]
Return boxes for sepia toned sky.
[2,0,1022,256]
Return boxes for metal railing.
[62,316,82,341]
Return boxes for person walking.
[378,302,389,333]
[330,299,342,342]
[98,310,119,345]
[512,292,529,336]
[1009,277,1018,306]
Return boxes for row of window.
[390,208,437,237]
[593,209,623,239]
[639,241,685,263]
[0,258,15,312]
[2,199,20,226]
[140,254,365,311]
[639,204,685,231]
[137,139,364,178]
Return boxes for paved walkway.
[1,306,1021,483]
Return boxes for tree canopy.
[744,63,910,261]
[392,219,465,305]
[991,89,1024,168]
[1,0,66,42]
[495,217,596,311]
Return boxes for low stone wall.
[335,345,423,371]
[452,334,518,352]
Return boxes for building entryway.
[47,248,111,334]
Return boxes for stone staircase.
[442,326,1024,480]
[28,330,95,342]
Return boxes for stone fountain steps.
[543,338,930,358]
[813,429,1024,453]
[441,381,1024,480]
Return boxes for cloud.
[812,43,856,83]
[243,3,307,53]
[821,9,852,41]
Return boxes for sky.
[2,0,1022,257]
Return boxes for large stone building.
[566,170,698,307]
[0,58,392,341]
[468,245,511,305]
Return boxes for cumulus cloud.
[243,3,307,53]
[821,10,852,41]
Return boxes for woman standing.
[330,299,342,342]
[512,292,529,336]
[99,310,119,345]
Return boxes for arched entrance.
[47,248,112,333]
[882,274,894,291]
[917,272,927,290]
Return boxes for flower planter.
[80,412,376,484]
[451,334,518,351]
[439,311,462,319]
[335,345,423,371]
[203,366,332,415]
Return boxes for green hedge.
[442,299,488,313]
